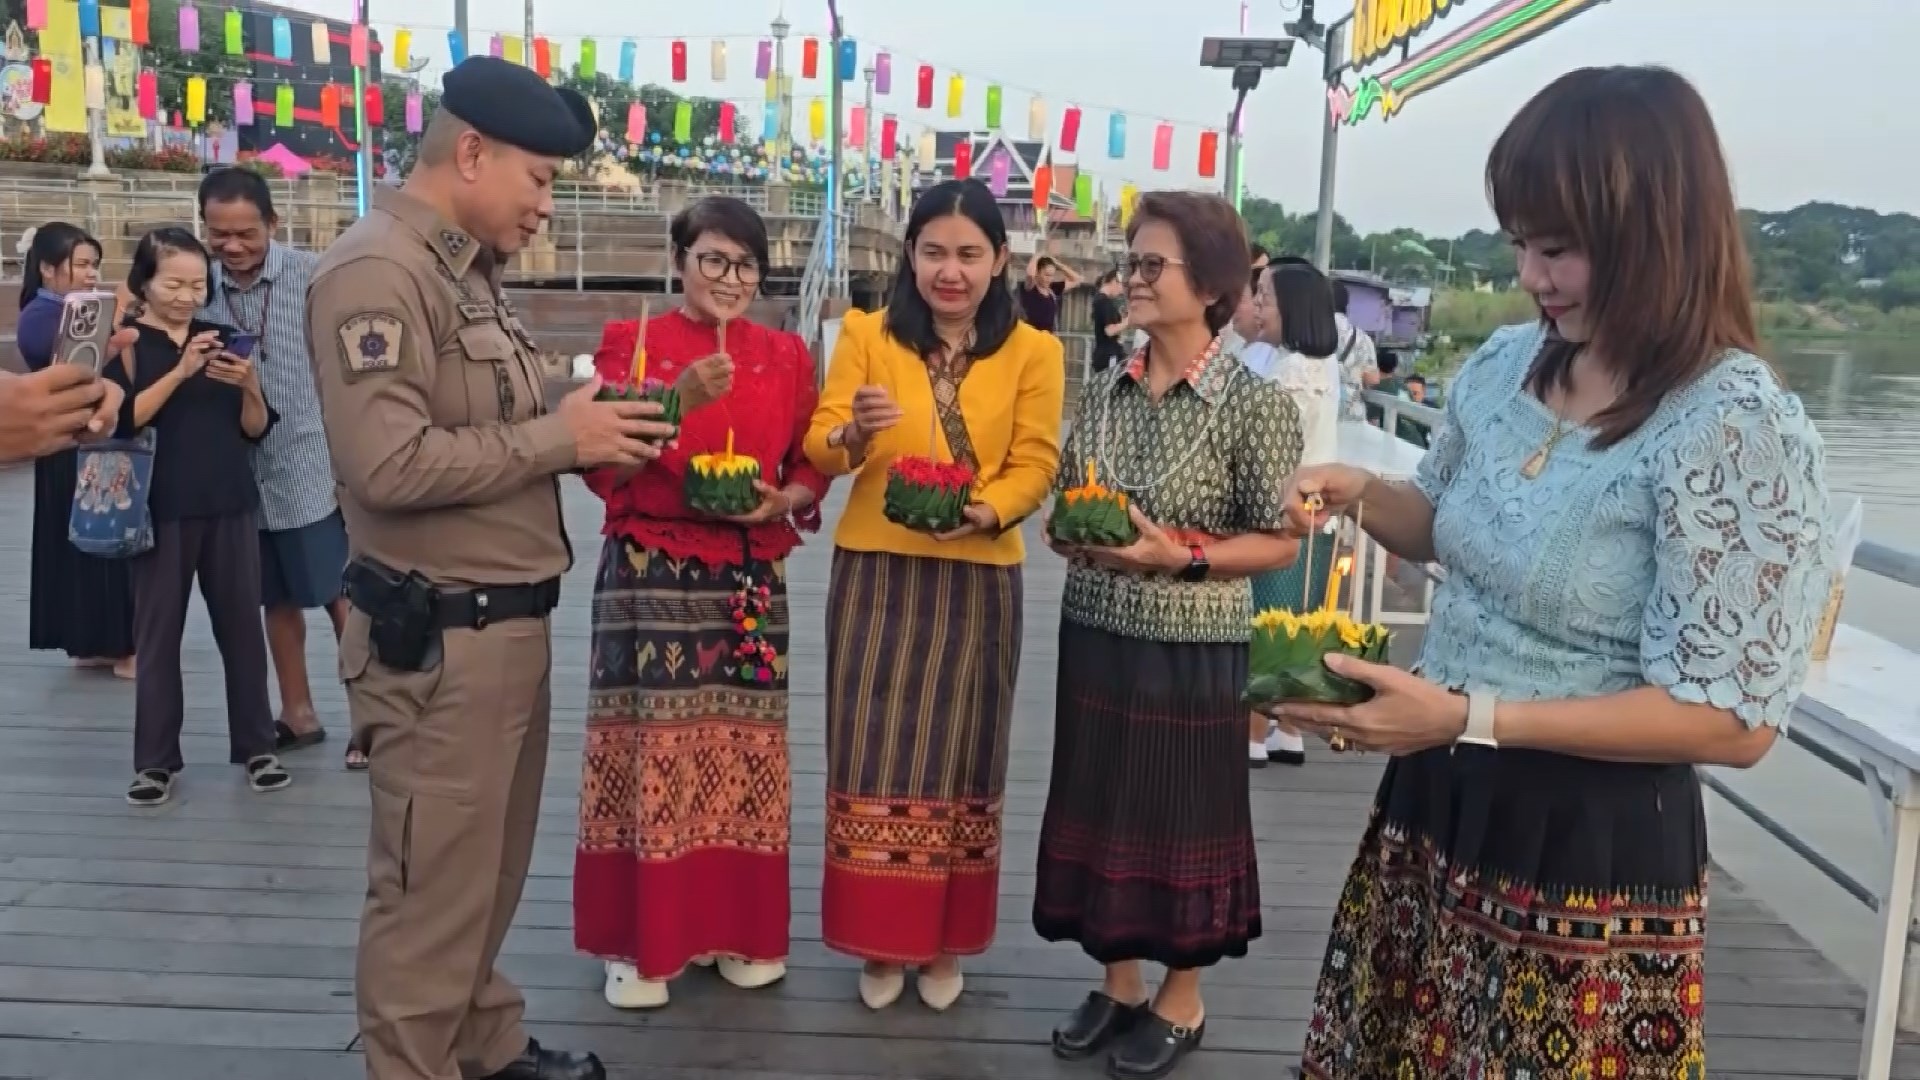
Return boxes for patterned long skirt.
[821,547,1023,964]
[1033,621,1261,968]
[1251,523,1337,613]
[573,538,793,980]
[1302,745,1710,1079]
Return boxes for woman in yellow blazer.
[806,179,1064,1013]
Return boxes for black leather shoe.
[480,1039,606,1080]
[1052,991,1149,1060]
[1106,1012,1204,1079]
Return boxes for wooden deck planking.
[0,463,1912,1079]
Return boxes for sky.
[301,0,1917,237]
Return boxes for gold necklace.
[1520,417,1569,480]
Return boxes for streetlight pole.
[523,0,534,70]
[826,3,844,297]
[82,38,109,177]
[1310,18,1346,271]
[354,0,373,217]
[861,63,875,204]
[455,0,469,61]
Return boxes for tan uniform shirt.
[305,186,577,588]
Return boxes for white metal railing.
[794,207,836,361]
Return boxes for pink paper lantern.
[177,4,199,50]
[718,101,736,143]
[1151,122,1173,171]
[405,91,423,133]
[874,53,892,95]
[986,148,1010,197]
[625,101,646,143]
[135,70,158,119]
[26,0,47,30]
[233,80,254,125]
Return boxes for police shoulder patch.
[337,312,405,378]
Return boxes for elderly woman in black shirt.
[107,227,291,806]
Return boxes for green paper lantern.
[223,9,242,55]
[1074,173,1093,218]
[578,38,596,79]
[985,84,1002,129]
[673,100,692,143]
[275,83,293,126]
[1241,609,1392,708]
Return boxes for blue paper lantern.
[619,40,636,82]
[448,30,467,65]
[838,38,857,81]
[1108,113,1127,159]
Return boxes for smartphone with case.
[225,333,259,359]
[54,289,119,374]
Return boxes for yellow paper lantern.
[392,29,412,70]
[808,97,825,142]
[83,64,105,110]
[185,75,206,124]
[309,19,329,62]
[1028,99,1047,142]
[1119,183,1139,229]
[504,35,524,64]
[946,74,964,119]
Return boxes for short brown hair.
[1126,191,1250,333]
[1488,66,1760,448]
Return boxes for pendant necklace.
[1520,416,1569,480]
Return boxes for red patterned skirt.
[821,548,1023,964]
[1301,745,1709,1079]
[1033,620,1262,968]
[573,537,792,979]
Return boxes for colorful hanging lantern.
[392,28,411,69]
[625,101,646,143]
[765,73,779,102]
[875,53,892,95]
[952,140,972,179]
[807,97,825,142]
[917,130,936,168]
[985,85,1002,129]
[274,82,292,126]
[915,64,933,109]
[550,41,564,76]
[711,40,726,81]
[1074,173,1094,217]
[986,148,1009,197]
[533,37,550,78]
[318,83,340,128]
[761,102,778,141]
[1198,130,1220,178]
[577,38,596,79]
[270,17,291,60]
[1028,98,1046,142]
[670,39,687,82]
[1152,123,1174,170]
[946,75,963,119]
[801,37,818,79]
[619,40,636,82]
[405,91,423,133]
[135,69,158,119]
[719,101,736,143]
[25,0,46,31]
[129,0,150,44]
[233,81,254,125]
[879,116,898,159]
[83,63,104,111]
[848,105,866,148]
[673,100,692,142]
[222,8,241,54]
[185,75,207,124]
[349,24,368,67]
[313,20,331,61]
[26,56,49,103]
[754,40,772,80]
[447,29,465,65]
[1119,183,1139,229]
[77,0,99,39]
[1032,164,1052,214]
[365,83,385,125]
[1060,106,1083,153]
[837,38,856,81]
[1108,113,1126,159]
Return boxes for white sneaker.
[603,960,669,1009]
[1266,725,1306,765]
[1248,740,1270,768]
[718,957,787,989]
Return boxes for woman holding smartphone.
[106,227,290,807]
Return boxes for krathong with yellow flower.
[1047,459,1139,547]
[684,430,763,517]
[596,307,681,440]
[883,455,977,532]
[1242,608,1392,707]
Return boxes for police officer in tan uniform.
[305,57,673,1080]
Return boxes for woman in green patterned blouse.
[1033,190,1306,1080]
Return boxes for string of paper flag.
[18,2,1224,178]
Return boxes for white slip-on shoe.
[603,960,670,1009]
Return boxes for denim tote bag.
[68,428,157,558]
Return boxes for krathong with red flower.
[883,455,976,532]
[1047,459,1138,546]
[595,306,680,439]
[685,429,762,517]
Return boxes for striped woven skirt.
[821,547,1023,964]
[1033,621,1261,968]
[573,537,792,980]
[1301,747,1709,1078]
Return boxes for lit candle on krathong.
[724,427,735,461]
[1085,458,1096,488]
[629,299,651,384]
[1325,553,1352,613]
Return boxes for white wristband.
[1458,689,1499,748]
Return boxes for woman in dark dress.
[17,222,137,676]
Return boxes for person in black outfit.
[1020,252,1081,331]
[16,222,139,675]
[1088,270,1128,373]
[106,228,291,806]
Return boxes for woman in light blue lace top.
[1278,67,1834,1080]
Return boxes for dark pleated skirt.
[1301,746,1710,1079]
[29,449,135,659]
[1033,620,1260,969]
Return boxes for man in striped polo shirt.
[199,168,359,768]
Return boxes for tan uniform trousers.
[341,608,554,1080]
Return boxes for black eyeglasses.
[692,251,763,286]
[1123,253,1187,285]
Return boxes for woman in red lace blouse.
[573,196,832,1011]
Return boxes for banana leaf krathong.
[1241,608,1392,707]
[1048,459,1137,547]
[884,455,976,532]
[595,377,682,442]
[685,450,762,516]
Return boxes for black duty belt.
[344,565,561,630]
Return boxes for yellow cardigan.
[805,308,1065,566]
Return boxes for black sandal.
[246,754,292,792]
[126,769,172,807]
[274,718,328,751]
[344,743,369,771]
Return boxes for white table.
[1790,624,1920,1079]
[1333,420,1432,625]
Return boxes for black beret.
[440,56,595,158]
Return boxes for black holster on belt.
[344,557,441,672]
